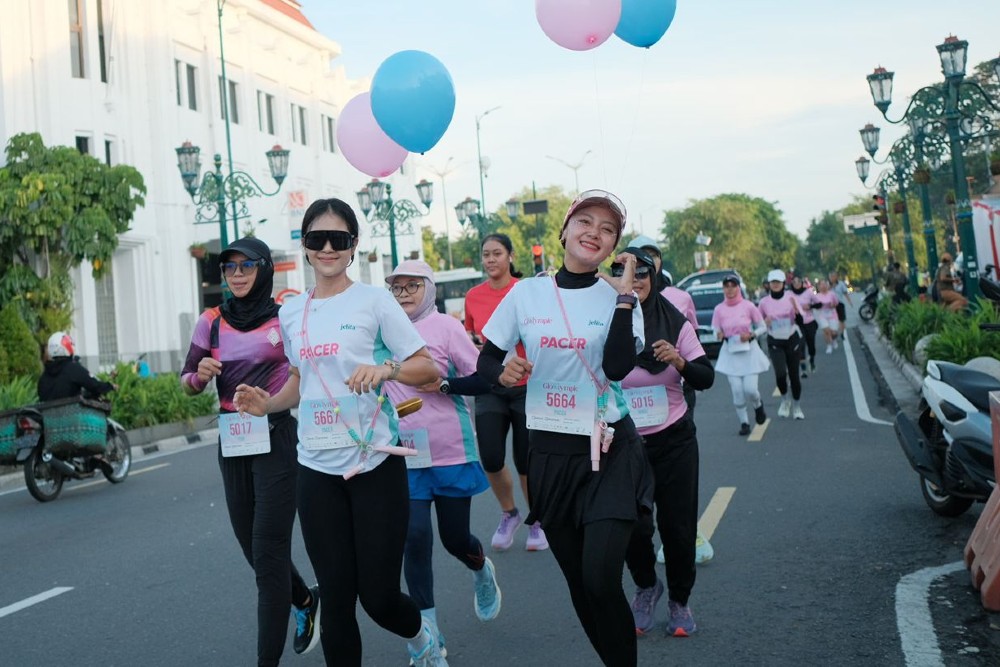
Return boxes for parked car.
[676,268,742,291]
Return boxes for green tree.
[0,132,146,333]
[0,301,42,380]
[797,208,872,284]
[660,194,798,285]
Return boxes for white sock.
[407,619,431,655]
[420,607,438,629]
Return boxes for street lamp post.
[427,157,458,270]
[475,107,501,213]
[356,178,434,269]
[866,35,1000,300]
[545,150,592,195]
[454,197,520,247]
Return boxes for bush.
[922,297,1000,370]
[875,298,897,339]
[101,363,216,430]
[0,302,42,380]
[890,300,959,359]
[0,375,38,411]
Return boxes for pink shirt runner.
[711,300,763,339]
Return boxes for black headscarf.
[219,237,280,332]
[623,247,689,374]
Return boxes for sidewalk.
[850,307,923,417]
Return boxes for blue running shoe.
[473,557,501,621]
[292,584,320,655]
[667,600,697,637]
[630,578,663,635]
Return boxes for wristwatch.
[383,359,402,380]
[616,291,639,308]
[439,379,451,394]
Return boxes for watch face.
[439,381,450,394]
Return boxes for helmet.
[47,331,75,359]
[662,269,673,287]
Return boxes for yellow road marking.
[68,462,171,492]
[748,419,769,441]
[772,387,781,397]
[698,486,736,540]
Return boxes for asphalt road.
[0,321,997,666]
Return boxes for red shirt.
[465,279,528,386]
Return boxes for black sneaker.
[738,423,752,436]
[293,584,321,655]
[754,404,767,425]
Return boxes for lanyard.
[550,278,610,415]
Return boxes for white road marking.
[0,587,73,618]
[68,462,170,492]
[896,560,965,666]
[698,486,736,540]
[843,332,893,426]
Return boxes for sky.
[301,0,1000,243]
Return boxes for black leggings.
[404,496,485,609]
[546,518,637,667]
[297,456,421,666]
[218,416,311,667]
[625,417,699,606]
[800,320,818,364]
[768,334,802,400]
[476,386,530,474]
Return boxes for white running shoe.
[825,345,833,354]
[777,398,791,418]
[793,405,805,420]
[656,544,665,564]
[695,531,714,564]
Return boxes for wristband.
[383,359,402,381]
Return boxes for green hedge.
[882,297,1000,371]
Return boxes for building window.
[69,0,85,78]
[75,136,90,155]
[95,265,119,368]
[176,60,199,110]
[291,104,307,145]
[104,138,115,166]
[218,76,240,124]
[322,115,336,153]
[257,91,275,135]
[97,0,108,83]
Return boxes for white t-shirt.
[482,276,644,425]
[279,283,426,476]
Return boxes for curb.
[874,329,924,391]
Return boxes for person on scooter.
[37,332,116,401]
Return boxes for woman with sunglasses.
[383,260,501,664]
[233,199,444,667]
[463,233,548,551]
[617,248,714,639]
[181,236,319,665]
[478,190,650,667]
[711,275,770,436]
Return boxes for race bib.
[770,317,793,337]
[821,308,837,322]
[301,396,360,450]
[525,377,597,435]
[623,386,669,429]
[728,335,750,352]
[219,412,271,457]
[399,428,432,469]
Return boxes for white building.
[0,0,424,371]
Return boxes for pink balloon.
[336,92,408,177]
[535,0,622,51]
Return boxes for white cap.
[767,269,786,283]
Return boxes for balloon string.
[591,49,609,190]
[618,48,649,194]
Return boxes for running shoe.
[825,345,833,354]
[630,578,664,635]
[810,360,816,373]
[754,403,766,425]
[695,532,714,564]
[409,623,447,666]
[409,620,449,667]
[473,557,502,621]
[656,544,665,564]
[666,600,697,637]
[793,405,805,420]
[777,398,791,418]
[738,423,751,436]
[292,584,321,655]
[490,511,523,551]
[800,362,808,378]
[833,338,839,350]
[525,522,549,551]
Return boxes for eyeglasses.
[390,281,423,297]
[303,230,355,251]
[220,259,266,277]
[610,263,652,279]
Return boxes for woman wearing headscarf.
[618,248,714,638]
[382,260,501,663]
[180,237,319,665]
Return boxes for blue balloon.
[371,51,456,154]
[615,0,677,48]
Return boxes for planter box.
[125,413,217,449]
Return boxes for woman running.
[814,280,841,354]
[180,237,319,665]
[383,260,501,663]
[757,270,806,420]
[478,189,651,667]
[233,198,445,667]
[618,248,715,638]
[789,274,819,377]
[711,274,770,436]
[464,233,547,551]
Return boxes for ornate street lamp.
[357,178,434,268]
[454,196,520,245]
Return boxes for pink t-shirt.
[814,291,840,325]
[384,311,481,467]
[711,300,763,339]
[622,321,704,435]
[791,289,818,324]
[661,286,697,328]
[757,293,799,340]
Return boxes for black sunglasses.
[303,230,355,251]
[220,259,267,277]
[610,263,652,279]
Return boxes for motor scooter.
[13,396,131,502]
[858,286,880,322]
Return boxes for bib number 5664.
[313,410,336,426]
[546,392,576,409]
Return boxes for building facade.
[0,0,423,371]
